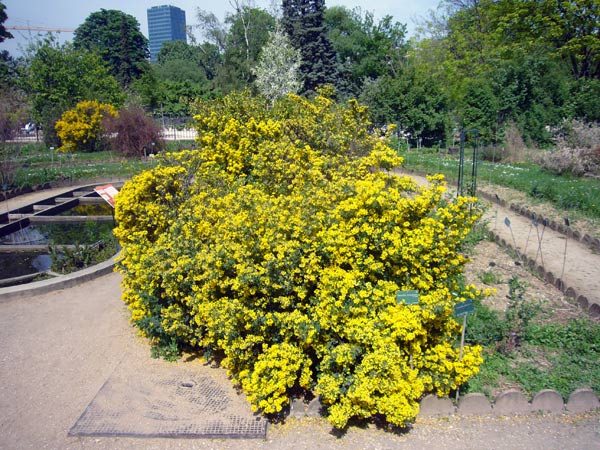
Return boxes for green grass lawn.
[4,143,159,188]
[397,147,600,220]
[464,300,600,399]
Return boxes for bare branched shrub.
[0,144,17,190]
[539,120,600,176]
[108,106,165,157]
[557,119,600,149]
[0,85,27,189]
[503,122,528,163]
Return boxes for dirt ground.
[1,183,599,450]
[464,239,586,322]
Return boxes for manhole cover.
[69,362,266,439]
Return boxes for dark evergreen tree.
[74,9,149,88]
[0,1,13,43]
[282,0,339,94]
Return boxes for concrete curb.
[0,253,118,303]
[289,389,599,420]
[418,388,599,418]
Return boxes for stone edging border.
[0,253,118,303]
[419,388,600,417]
[399,170,600,316]
[460,187,600,317]
[489,227,600,318]
[1,182,52,201]
[478,190,600,254]
[289,388,600,419]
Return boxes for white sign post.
[94,184,119,208]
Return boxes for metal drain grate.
[69,368,266,439]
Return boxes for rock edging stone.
[288,389,599,420]
[418,388,599,417]
[489,229,600,318]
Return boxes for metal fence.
[160,127,197,141]
[6,127,198,144]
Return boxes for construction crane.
[6,26,75,33]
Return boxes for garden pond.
[0,186,118,286]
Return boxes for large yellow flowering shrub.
[55,100,118,152]
[114,89,484,429]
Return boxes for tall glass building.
[147,5,187,61]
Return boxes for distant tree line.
[1,0,599,149]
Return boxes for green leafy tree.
[153,40,222,113]
[360,68,449,145]
[490,51,571,144]
[410,0,600,146]
[132,40,221,115]
[73,9,149,87]
[220,5,276,90]
[157,40,221,81]
[194,9,228,52]
[457,77,500,143]
[490,0,600,80]
[252,27,302,105]
[160,80,207,116]
[325,6,408,96]
[26,39,124,146]
[282,0,339,94]
[193,4,275,93]
[156,41,210,85]
[129,69,164,111]
[570,78,600,123]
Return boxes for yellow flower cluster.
[55,100,118,153]
[115,89,484,429]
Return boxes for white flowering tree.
[252,27,302,105]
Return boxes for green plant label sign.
[396,290,419,305]
[454,299,474,316]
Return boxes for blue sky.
[1,0,441,56]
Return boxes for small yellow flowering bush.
[55,100,118,152]
[115,89,484,429]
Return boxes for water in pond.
[58,203,114,216]
[1,221,115,245]
[0,221,116,283]
[0,253,52,278]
